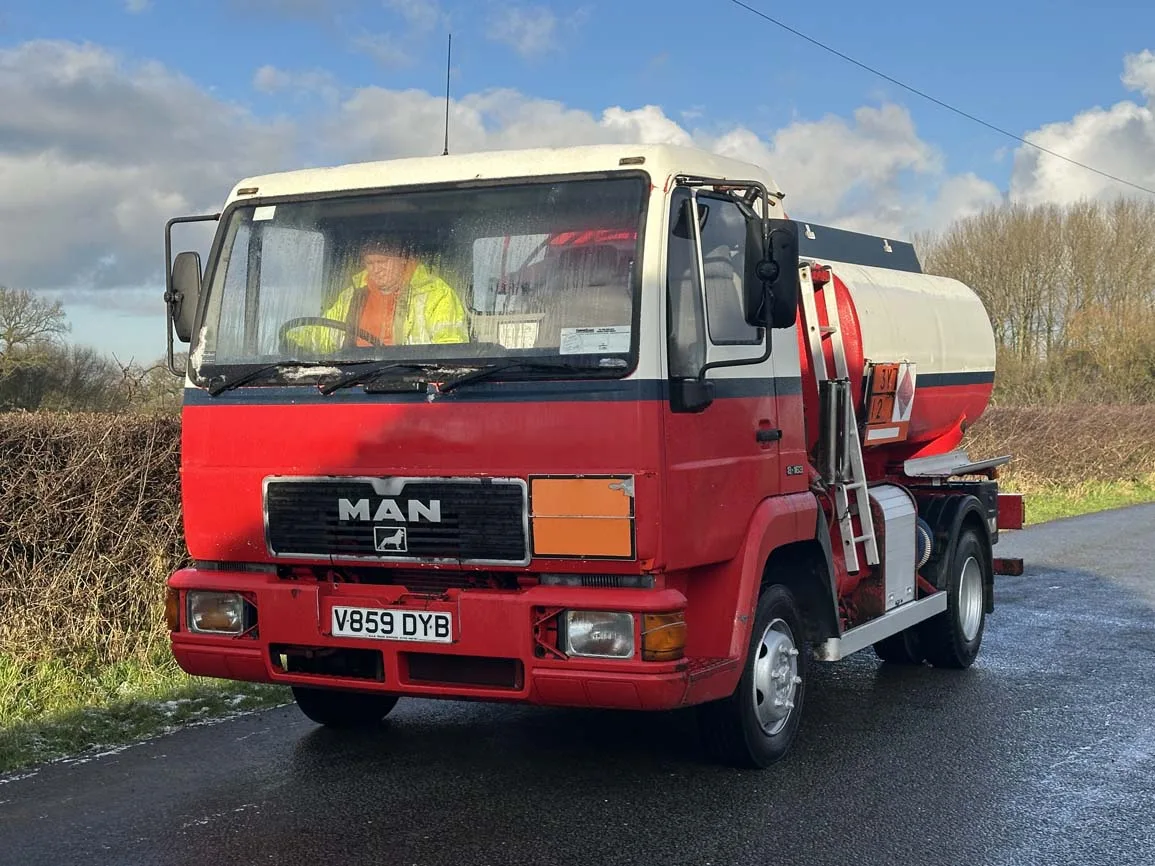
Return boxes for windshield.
[193,175,648,379]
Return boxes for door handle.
[756,427,782,443]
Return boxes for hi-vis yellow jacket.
[287,263,469,353]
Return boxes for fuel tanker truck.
[161,143,1022,767]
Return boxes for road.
[3,505,1154,866]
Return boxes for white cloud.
[228,0,341,17]
[253,64,340,100]
[384,0,445,32]
[350,2,448,68]
[124,0,151,12]
[327,88,695,161]
[918,173,1004,232]
[253,64,289,92]
[351,30,412,68]
[486,4,558,59]
[706,104,944,232]
[1122,49,1155,100]
[326,86,983,239]
[0,40,295,295]
[1010,50,1155,206]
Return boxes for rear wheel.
[917,526,988,669]
[873,628,925,665]
[292,685,399,728]
[698,583,808,768]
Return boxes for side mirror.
[169,251,202,343]
[765,219,799,329]
[745,218,800,329]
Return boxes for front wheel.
[697,583,808,768]
[292,685,399,728]
[917,525,989,669]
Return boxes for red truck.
[162,144,1020,767]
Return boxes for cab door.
[661,185,783,571]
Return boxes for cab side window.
[698,195,760,345]
[666,189,706,378]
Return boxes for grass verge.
[0,653,290,776]
[1015,478,1155,526]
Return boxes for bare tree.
[0,286,70,369]
[916,197,1155,405]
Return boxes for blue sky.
[3,0,1155,364]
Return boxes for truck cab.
[163,143,1012,768]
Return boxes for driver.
[287,239,469,352]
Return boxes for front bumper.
[168,568,695,711]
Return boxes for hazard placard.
[863,362,916,445]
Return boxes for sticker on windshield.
[253,205,276,221]
[498,321,539,350]
[559,326,631,355]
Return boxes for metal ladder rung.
[799,261,879,574]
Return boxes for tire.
[698,583,808,768]
[917,525,989,669]
[292,685,399,728]
[873,628,925,665]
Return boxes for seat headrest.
[555,245,626,290]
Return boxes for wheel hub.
[752,617,801,735]
[959,556,984,641]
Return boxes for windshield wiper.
[436,359,612,394]
[205,361,331,396]
[317,361,441,395]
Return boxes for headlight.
[564,611,635,658]
[187,591,246,635]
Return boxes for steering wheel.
[278,316,386,350]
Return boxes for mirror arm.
[689,188,709,331]
[164,212,220,377]
[683,180,775,384]
[696,329,770,383]
[668,176,784,404]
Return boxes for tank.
[795,256,997,468]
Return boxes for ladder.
[798,263,879,574]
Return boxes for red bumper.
[168,568,707,711]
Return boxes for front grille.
[265,477,528,564]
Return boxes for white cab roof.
[223,143,784,206]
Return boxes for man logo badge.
[374,525,408,554]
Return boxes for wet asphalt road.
[3,505,1154,866]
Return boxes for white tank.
[797,257,997,454]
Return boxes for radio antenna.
[442,33,452,156]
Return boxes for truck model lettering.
[338,498,442,523]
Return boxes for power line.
[725,0,1155,198]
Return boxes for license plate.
[331,606,452,643]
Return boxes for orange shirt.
[357,282,402,345]
[355,263,418,345]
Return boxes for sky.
[3,0,1155,365]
